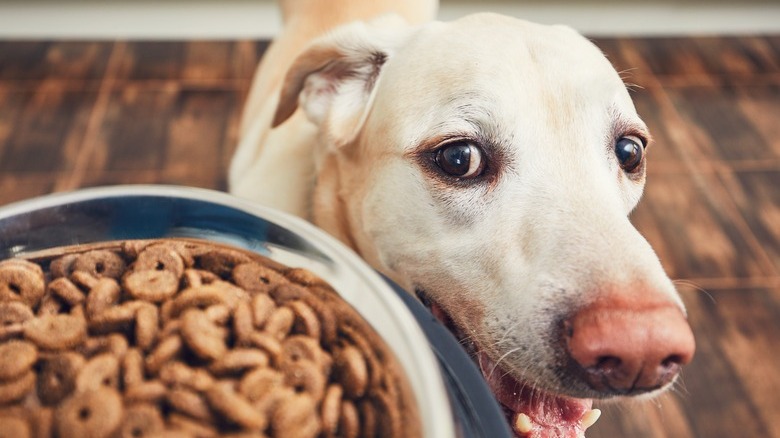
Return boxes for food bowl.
[0,185,511,438]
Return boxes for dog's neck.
[312,151,362,254]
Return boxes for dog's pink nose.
[564,296,695,395]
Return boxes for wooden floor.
[1,36,779,437]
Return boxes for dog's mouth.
[416,290,600,438]
[478,352,599,438]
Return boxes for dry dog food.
[0,239,420,438]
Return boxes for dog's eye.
[434,141,485,178]
[615,136,644,173]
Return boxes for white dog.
[230,0,696,436]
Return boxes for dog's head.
[273,13,695,437]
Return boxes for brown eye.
[434,141,485,178]
[615,136,644,173]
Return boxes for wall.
[0,0,778,39]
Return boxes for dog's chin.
[416,290,600,438]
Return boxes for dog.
[230,0,696,436]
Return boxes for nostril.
[594,356,622,373]
[661,354,684,369]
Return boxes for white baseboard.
[0,1,778,39]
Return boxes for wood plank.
[631,169,771,280]
[598,36,780,83]
[78,84,241,191]
[77,168,220,191]
[667,85,780,162]
[708,288,780,437]
[96,84,180,172]
[114,41,186,80]
[113,40,267,85]
[629,37,715,82]
[165,88,240,191]
[718,169,780,273]
[0,173,55,206]
[735,84,780,163]
[0,82,97,173]
[592,37,658,89]
[686,36,774,79]
[0,41,112,83]
[630,87,706,169]
[591,392,695,438]
[766,35,780,59]
[676,291,765,438]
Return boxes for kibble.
[54,386,123,438]
[71,250,126,280]
[24,313,87,350]
[0,260,45,307]
[75,353,119,392]
[0,369,35,404]
[0,238,420,437]
[48,278,85,306]
[0,340,37,380]
[118,403,165,438]
[37,352,85,405]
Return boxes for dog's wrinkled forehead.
[371,13,636,147]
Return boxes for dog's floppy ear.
[272,17,411,147]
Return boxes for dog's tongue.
[477,353,598,438]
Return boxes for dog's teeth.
[581,409,602,429]
[514,413,534,434]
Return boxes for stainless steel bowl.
[0,185,455,438]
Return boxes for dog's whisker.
[624,82,644,93]
[618,67,639,78]
[672,279,715,303]
[617,68,644,92]
[651,395,665,410]
[457,333,477,347]
[670,372,691,398]
[491,347,525,380]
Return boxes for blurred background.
[0,1,778,437]
[1,0,779,38]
